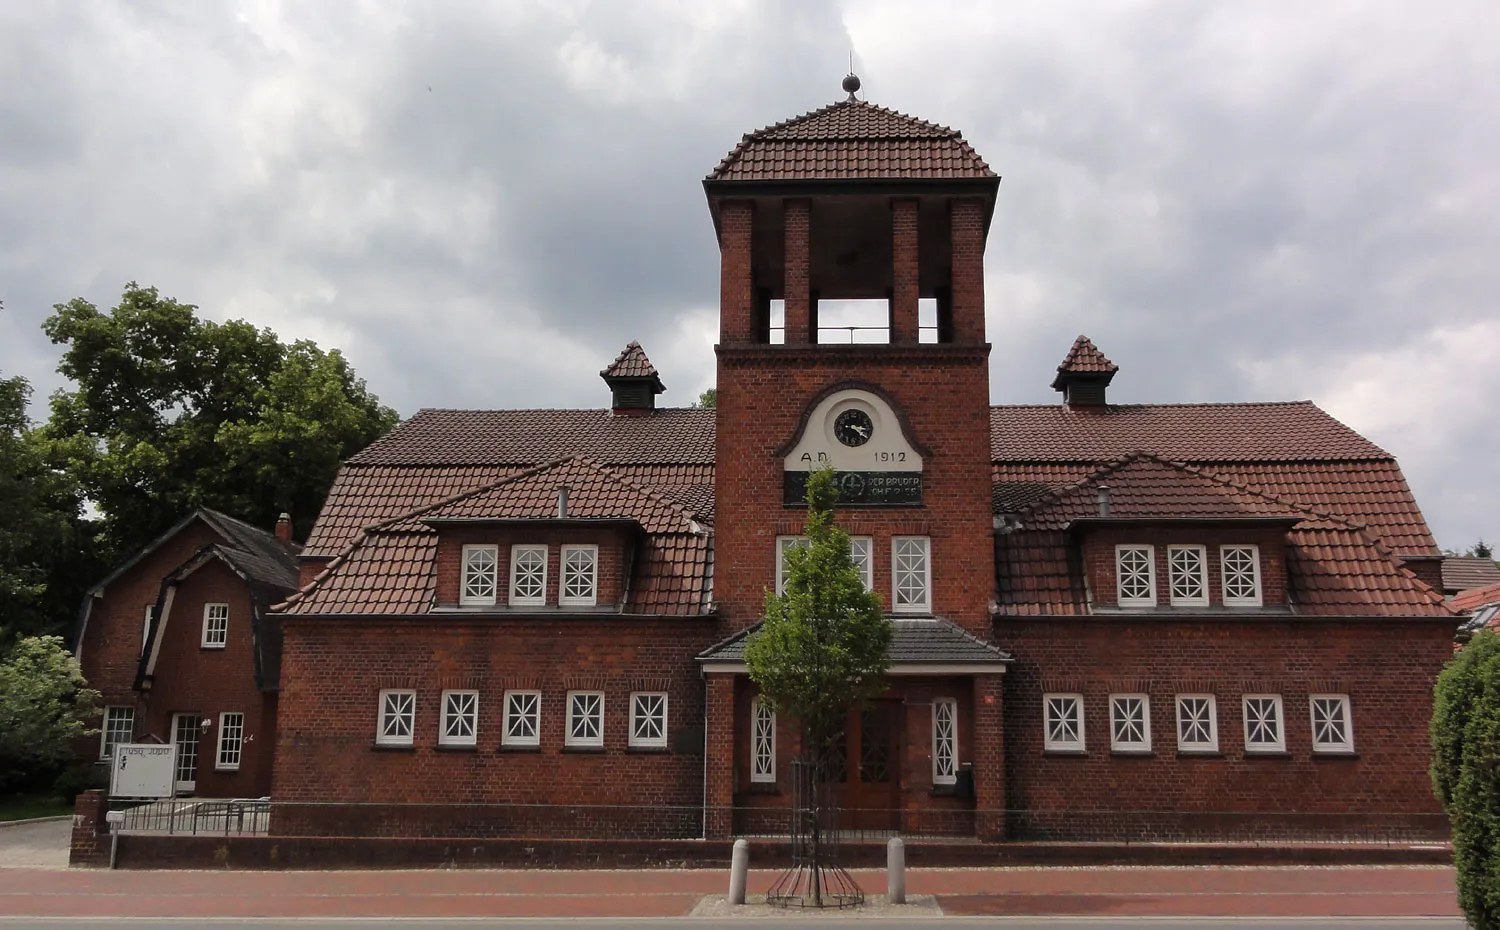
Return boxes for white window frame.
[100,706,135,760]
[559,544,599,607]
[892,536,932,614]
[629,692,668,749]
[142,605,153,655]
[201,603,229,649]
[439,689,479,747]
[932,698,959,785]
[1116,545,1157,607]
[460,544,499,606]
[215,712,244,770]
[750,698,777,783]
[1221,545,1263,607]
[565,690,604,748]
[376,689,416,746]
[1242,694,1286,753]
[1175,694,1219,753]
[1109,694,1152,752]
[775,536,809,595]
[1166,545,1209,607]
[1043,693,1085,752]
[1309,694,1354,753]
[502,690,541,747]
[509,544,548,606]
[850,537,874,592]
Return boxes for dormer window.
[510,544,547,606]
[1115,545,1156,607]
[1167,545,1208,606]
[461,545,499,606]
[1221,545,1262,606]
[560,545,598,606]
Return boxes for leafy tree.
[0,636,101,791]
[1473,540,1494,561]
[1432,630,1500,927]
[43,283,399,558]
[744,465,891,902]
[694,388,717,409]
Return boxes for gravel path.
[0,819,71,870]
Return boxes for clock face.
[833,408,874,447]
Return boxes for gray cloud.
[1,0,1495,550]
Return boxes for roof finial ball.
[842,71,861,102]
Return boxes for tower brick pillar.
[705,673,736,839]
[783,199,812,345]
[950,198,987,345]
[891,198,920,344]
[973,674,1006,841]
[718,201,755,344]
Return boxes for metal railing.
[766,326,941,345]
[109,797,271,836]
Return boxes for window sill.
[1042,749,1087,757]
[498,745,542,753]
[214,767,241,773]
[200,645,227,651]
[561,746,606,754]
[371,743,416,752]
[930,783,960,797]
[1243,750,1292,759]
[746,782,780,795]
[1311,750,1359,760]
[1110,749,1155,758]
[435,744,479,753]
[1176,750,1223,758]
[626,746,670,754]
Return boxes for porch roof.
[697,617,1011,672]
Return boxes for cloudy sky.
[1,0,1496,552]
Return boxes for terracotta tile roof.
[1443,557,1500,594]
[600,341,660,381]
[1286,521,1452,617]
[280,530,439,616]
[698,617,1009,665]
[1452,581,1500,614]
[1051,335,1118,387]
[708,99,996,182]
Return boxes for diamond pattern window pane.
[1168,546,1207,604]
[1045,695,1083,749]
[751,700,776,783]
[379,690,415,744]
[1311,696,1351,750]
[777,537,809,594]
[561,546,598,605]
[1117,546,1155,603]
[567,692,603,746]
[511,545,547,604]
[850,537,873,592]
[202,603,228,646]
[217,712,244,769]
[933,700,957,784]
[893,537,930,611]
[631,693,667,747]
[504,691,540,745]
[1244,696,1283,750]
[1177,696,1216,749]
[462,546,498,604]
[442,691,478,745]
[1111,695,1149,749]
[1222,546,1261,603]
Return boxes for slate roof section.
[708,99,996,182]
[1051,335,1118,389]
[1443,557,1500,594]
[697,618,1010,665]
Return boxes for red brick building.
[74,508,299,798]
[266,88,1457,841]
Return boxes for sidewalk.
[0,865,1461,919]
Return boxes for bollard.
[728,838,749,905]
[105,810,125,870]
[886,836,905,904]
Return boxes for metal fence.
[109,797,271,836]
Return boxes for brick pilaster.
[718,201,755,345]
[69,789,110,868]
[973,674,1006,841]
[891,199,920,344]
[783,199,811,345]
[950,198,987,345]
[705,673,736,839]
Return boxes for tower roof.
[1051,335,1119,391]
[600,341,662,384]
[707,98,996,182]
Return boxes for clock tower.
[699,78,1010,839]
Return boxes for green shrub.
[1433,630,1500,927]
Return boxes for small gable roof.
[698,617,1009,667]
[1051,335,1118,390]
[601,341,663,387]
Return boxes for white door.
[171,713,201,793]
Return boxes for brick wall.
[996,615,1452,840]
[432,526,630,608]
[68,789,109,867]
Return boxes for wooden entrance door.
[834,702,901,832]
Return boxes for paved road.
[0,820,69,871]
[0,919,1472,929]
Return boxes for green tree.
[0,636,101,791]
[694,388,717,409]
[744,466,891,902]
[43,283,399,558]
[1432,630,1500,927]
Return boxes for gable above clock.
[781,387,924,506]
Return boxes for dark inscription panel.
[784,471,923,506]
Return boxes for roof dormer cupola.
[600,341,664,416]
[1051,335,1118,407]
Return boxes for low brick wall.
[69,790,110,868]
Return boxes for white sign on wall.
[110,744,177,799]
